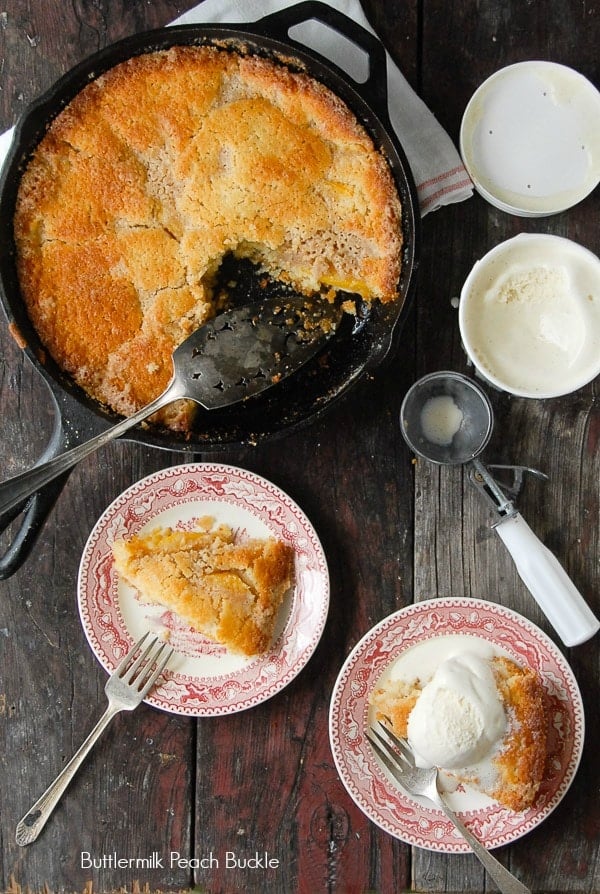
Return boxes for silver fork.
[16,632,173,847]
[367,722,531,894]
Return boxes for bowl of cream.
[458,233,600,398]
[459,61,600,217]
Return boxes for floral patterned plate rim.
[329,597,584,852]
[78,463,329,716]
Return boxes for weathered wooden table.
[1,1,598,891]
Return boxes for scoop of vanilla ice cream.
[407,653,506,769]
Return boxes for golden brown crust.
[371,677,420,734]
[14,46,402,431]
[489,656,547,811]
[112,519,294,656]
[370,655,547,812]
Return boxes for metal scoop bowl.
[400,370,599,647]
[0,295,342,520]
[400,370,493,465]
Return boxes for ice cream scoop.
[400,371,600,647]
[407,653,506,769]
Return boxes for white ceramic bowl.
[458,233,600,397]
[460,61,600,217]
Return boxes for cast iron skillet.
[0,1,420,576]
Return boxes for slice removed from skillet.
[0,295,342,519]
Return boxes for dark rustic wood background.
[0,1,598,892]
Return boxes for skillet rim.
[0,9,420,452]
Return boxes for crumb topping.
[14,46,402,431]
[112,517,294,656]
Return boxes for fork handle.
[434,793,531,894]
[15,703,121,846]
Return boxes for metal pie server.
[400,370,599,647]
[0,296,342,518]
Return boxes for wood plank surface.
[0,1,598,892]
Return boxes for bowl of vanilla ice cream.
[458,233,600,398]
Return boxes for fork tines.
[366,721,417,776]
[116,632,174,697]
[374,721,415,762]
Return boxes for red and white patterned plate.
[329,597,584,852]
[78,463,329,716]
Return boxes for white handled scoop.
[400,370,599,647]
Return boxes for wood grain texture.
[0,0,598,891]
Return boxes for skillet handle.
[0,473,71,579]
[0,369,72,579]
[251,0,389,113]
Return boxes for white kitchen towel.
[172,0,474,214]
[0,0,473,215]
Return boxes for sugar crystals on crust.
[112,518,295,656]
[14,45,403,431]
